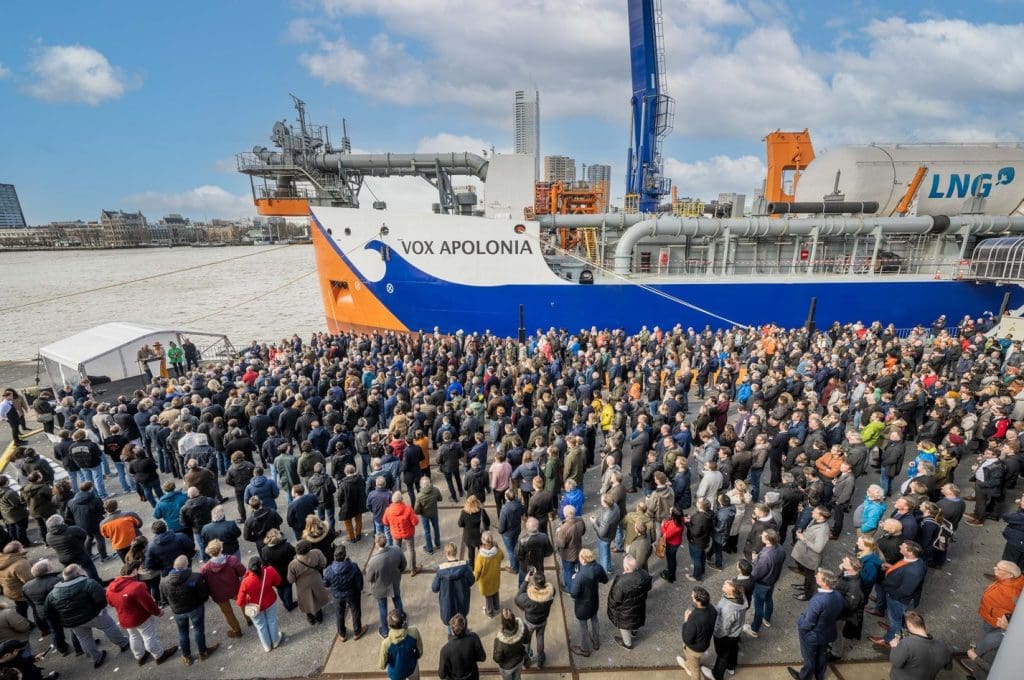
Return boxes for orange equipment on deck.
[763,129,815,205]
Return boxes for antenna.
[341,118,352,153]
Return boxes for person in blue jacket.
[787,568,844,680]
[153,481,188,532]
[431,542,475,633]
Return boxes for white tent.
[39,322,232,389]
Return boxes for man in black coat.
[159,555,218,665]
[606,555,653,650]
[438,613,485,680]
[966,448,1006,525]
[179,487,218,558]
[678,585,717,677]
[66,481,109,561]
[436,432,465,502]
[514,518,552,586]
[44,515,99,581]
[336,466,366,542]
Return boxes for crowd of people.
[0,312,1023,680]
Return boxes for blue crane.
[625,0,675,213]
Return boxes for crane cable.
[0,244,295,314]
[526,228,752,329]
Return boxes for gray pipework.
[252,150,490,180]
[611,215,1024,274]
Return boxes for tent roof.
[39,322,229,367]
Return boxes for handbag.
[243,572,267,619]
[654,536,667,559]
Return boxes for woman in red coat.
[105,561,177,664]
[236,556,283,652]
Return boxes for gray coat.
[365,545,406,599]
[713,594,749,638]
[791,520,830,570]
[832,472,856,507]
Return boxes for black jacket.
[513,580,554,625]
[514,532,552,573]
[607,569,653,631]
[44,524,90,565]
[160,568,209,614]
[200,519,242,557]
[687,510,713,550]
[336,474,366,520]
[682,605,718,652]
[146,531,196,574]
[243,507,283,546]
[67,490,104,533]
[225,461,256,491]
[180,495,218,534]
[439,632,486,680]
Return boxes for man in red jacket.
[383,491,420,576]
[105,560,177,665]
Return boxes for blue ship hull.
[312,212,1022,335]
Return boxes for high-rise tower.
[513,89,540,181]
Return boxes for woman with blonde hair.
[855,534,883,597]
[726,480,752,553]
[457,495,490,564]
[472,532,504,617]
[301,514,335,557]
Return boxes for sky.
[2,0,1024,224]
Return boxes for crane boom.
[625,0,674,213]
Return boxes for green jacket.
[0,488,28,524]
[167,347,184,365]
[44,575,106,628]
[413,485,442,518]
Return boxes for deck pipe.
[611,214,1024,274]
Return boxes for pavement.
[0,371,997,679]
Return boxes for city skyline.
[2,2,1023,223]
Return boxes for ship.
[238,2,1024,337]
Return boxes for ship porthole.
[344,228,351,236]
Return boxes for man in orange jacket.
[383,491,420,576]
[978,560,1024,631]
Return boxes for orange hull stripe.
[310,216,409,334]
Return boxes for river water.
[0,245,324,361]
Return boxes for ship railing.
[616,257,969,278]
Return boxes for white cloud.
[665,154,766,202]
[0,63,10,79]
[301,1,723,121]
[283,17,321,43]
[121,185,253,219]
[415,133,500,154]
[25,45,136,105]
[297,4,1024,148]
[211,157,239,173]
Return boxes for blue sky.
[2,0,1023,223]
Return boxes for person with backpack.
[378,609,423,680]
[918,502,952,567]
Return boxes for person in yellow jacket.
[472,531,504,618]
